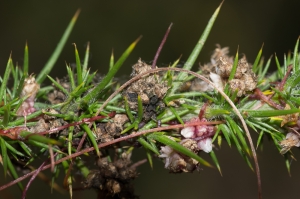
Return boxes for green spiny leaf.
[109,49,114,70]
[82,36,141,104]
[76,157,90,178]
[258,55,272,82]
[73,43,83,85]
[47,75,69,95]
[2,104,10,127]
[137,95,143,122]
[18,141,32,157]
[170,2,223,94]
[81,123,100,156]
[210,150,222,175]
[145,149,154,169]
[293,36,299,72]
[244,108,300,117]
[253,43,263,73]
[68,126,74,156]
[0,55,12,103]
[218,124,232,147]
[169,107,184,125]
[226,116,250,156]
[256,131,264,149]
[66,64,76,90]
[228,47,239,81]
[83,42,90,78]
[285,68,300,92]
[36,9,80,84]
[151,134,213,167]
[5,141,25,157]
[20,131,62,146]
[7,155,23,190]
[274,53,283,79]
[124,97,134,122]
[23,42,29,77]
[11,63,19,98]
[284,155,291,176]
[0,137,8,177]
[138,137,159,155]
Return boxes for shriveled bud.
[280,132,300,154]
[16,76,40,116]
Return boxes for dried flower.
[215,55,257,97]
[229,79,245,97]
[84,152,140,198]
[193,46,256,97]
[210,44,230,65]
[123,59,169,121]
[216,56,233,78]
[279,132,300,154]
[159,139,200,173]
[278,104,299,127]
[16,75,40,116]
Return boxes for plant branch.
[95,67,262,198]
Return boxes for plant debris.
[84,152,141,199]
[122,59,169,121]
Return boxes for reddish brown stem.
[152,23,173,69]
[21,161,46,199]
[254,88,284,110]
[278,64,293,91]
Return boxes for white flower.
[159,146,174,168]
[181,126,195,138]
[197,138,212,153]
[210,72,223,91]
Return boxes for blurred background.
[1,0,300,198]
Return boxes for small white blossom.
[197,138,212,153]
[210,72,223,90]
[181,126,195,138]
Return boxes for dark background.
[1,0,300,199]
